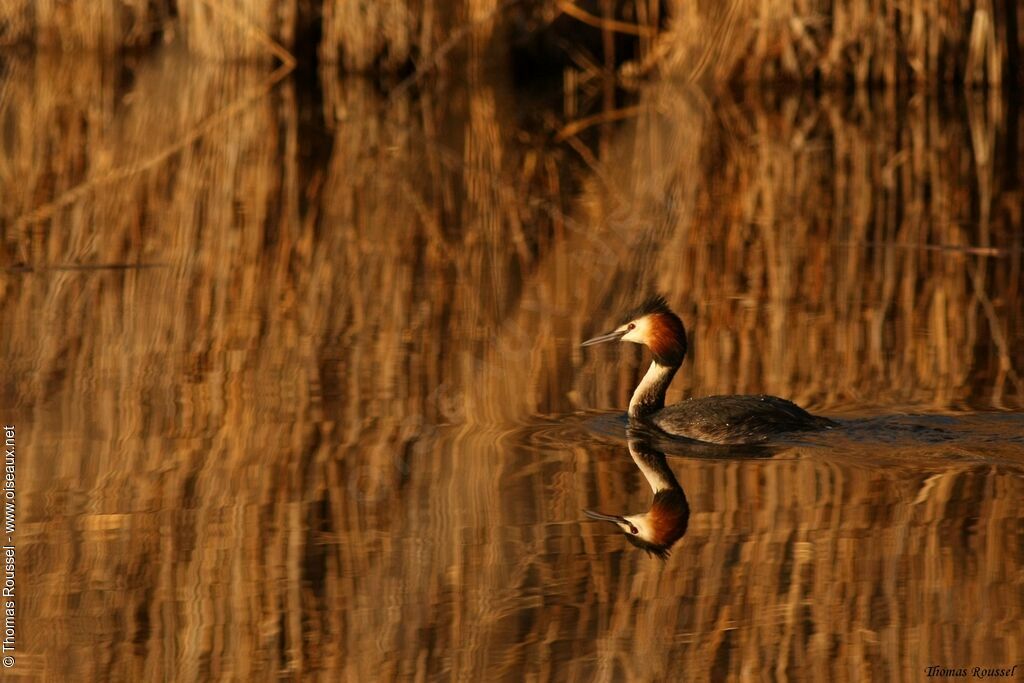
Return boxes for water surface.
[1,46,1023,680]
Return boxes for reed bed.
[320,0,421,71]
[174,0,298,62]
[0,42,1022,682]
[0,0,168,51]
[2,0,1020,86]
[655,0,1020,85]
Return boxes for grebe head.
[581,294,687,366]
[584,489,689,559]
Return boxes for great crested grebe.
[584,435,689,558]
[582,295,834,445]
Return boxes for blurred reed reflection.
[0,45,1022,681]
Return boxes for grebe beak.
[583,509,625,524]
[581,329,625,347]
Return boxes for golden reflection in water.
[584,433,691,558]
[0,46,1022,680]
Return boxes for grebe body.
[647,393,833,445]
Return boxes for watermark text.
[2,424,15,669]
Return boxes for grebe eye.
[627,323,635,331]
[629,524,638,534]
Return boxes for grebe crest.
[584,294,687,367]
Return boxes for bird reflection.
[584,433,690,559]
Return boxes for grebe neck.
[628,361,679,419]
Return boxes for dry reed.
[657,0,1020,84]
[176,0,298,62]
[0,0,168,51]
[2,0,1019,86]
[320,0,421,71]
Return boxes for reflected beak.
[581,329,625,347]
[583,509,625,524]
